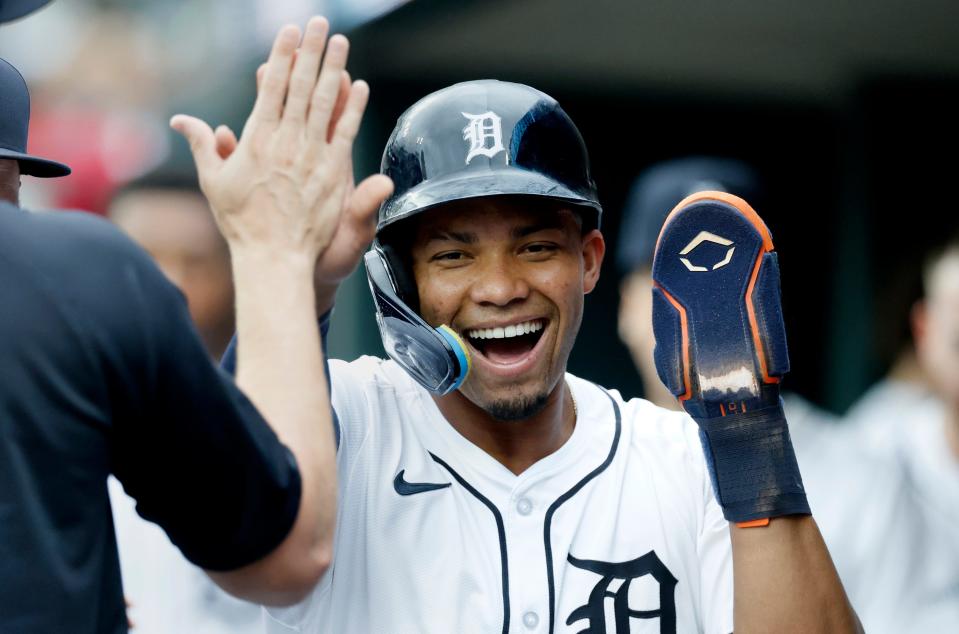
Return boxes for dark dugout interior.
[336,0,959,413]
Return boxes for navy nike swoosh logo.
[393,470,451,496]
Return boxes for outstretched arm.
[171,17,390,605]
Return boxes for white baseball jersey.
[264,357,733,634]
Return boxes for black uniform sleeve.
[97,232,301,571]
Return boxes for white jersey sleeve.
[326,355,387,460]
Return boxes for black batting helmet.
[378,79,602,234]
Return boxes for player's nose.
[468,253,530,307]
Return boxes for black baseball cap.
[616,157,759,272]
[0,0,51,23]
[0,57,70,177]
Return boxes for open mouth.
[465,319,546,365]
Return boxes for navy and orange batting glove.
[651,191,810,525]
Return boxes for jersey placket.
[501,379,613,634]
[505,479,550,633]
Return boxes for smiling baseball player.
[194,25,864,631]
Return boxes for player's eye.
[523,242,559,256]
[431,251,467,262]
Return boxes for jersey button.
[522,611,539,629]
[516,497,533,516]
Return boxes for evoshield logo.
[462,111,505,163]
[679,231,735,272]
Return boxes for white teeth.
[467,319,544,340]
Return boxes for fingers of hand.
[169,115,220,180]
[330,79,370,153]
[338,175,393,254]
[250,24,301,125]
[214,125,239,159]
[282,17,330,126]
[307,34,350,143]
[349,174,394,229]
[255,63,266,93]
[255,51,297,94]
[326,71,351,143]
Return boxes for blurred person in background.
[908,236,959,478]
[819,233,959,632]
[615,156,959,632]
[902,235,959,624]
[107,169,259,633]
[845,235,959,630]
[109,170,235,359]
[844,266,940,447]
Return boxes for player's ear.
[582,229,605,295]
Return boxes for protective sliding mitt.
[651,191,810,525]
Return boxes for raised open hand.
[171,17,392,269]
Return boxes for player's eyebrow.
[426,229,477,245]
[511,218,566,239]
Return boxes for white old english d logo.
[462,111,505,163]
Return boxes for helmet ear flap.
[377,242,419,312]
[364,246,471,395]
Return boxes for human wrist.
[694,400,810,523]
[231,247,316,282]
[230,250,318,319]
